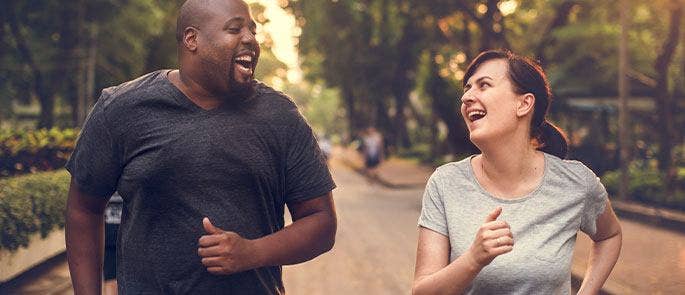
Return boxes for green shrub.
[602,161,685,210]
[0,128,78,177]
[0,169,70,251]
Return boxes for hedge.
[602,162,685,210]
[0,169,70,251]
[0,128,78,177]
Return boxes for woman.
[412,50,622,294]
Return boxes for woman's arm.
[413,207,513,295]
[577,200,622,294]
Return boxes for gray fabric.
[66,70,335,295]
[418,153,607,295]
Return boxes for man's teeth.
[235,55,252,62]
[237,63,252,72]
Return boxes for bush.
[0,169,70,251]
[602,161,685,210]
[0,128,78,177]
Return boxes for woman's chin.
[469,131,493,150]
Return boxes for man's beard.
[224,62,255,103]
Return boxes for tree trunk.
[618,0,631,200]
[654,1,682,195]
[0,9,6,125]
[7,2,55,128]
[341,86,360,142]
[427,49,475,155]
[86,25,98,110]
[535,1,579,64]
[390,19,419,148]
[375,96,394,151]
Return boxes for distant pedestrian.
[360,127,384,179]
[413,50,622,294]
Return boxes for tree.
[653,0,682,195]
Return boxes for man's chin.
[225,80,255,101]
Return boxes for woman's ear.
[516,93,535,117]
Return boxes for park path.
[2,148,684,294]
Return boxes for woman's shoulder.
[429,155,475,182]
[543,152,598,184]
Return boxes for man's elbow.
[320,213,337,253]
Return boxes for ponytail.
[537,120,569,159]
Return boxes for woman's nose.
[461,93,475,105]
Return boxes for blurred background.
[0,0,683,294]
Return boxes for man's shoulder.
[253,81,298,110]
[99,70,171,108]
[250,81,306,126]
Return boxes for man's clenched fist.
[198,217,262,275]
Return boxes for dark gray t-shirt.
[66,70,335,294]
[418,153,608,295]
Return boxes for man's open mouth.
[234,54,254,76]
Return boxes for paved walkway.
[341,147,685,295]
[3,148,684,294]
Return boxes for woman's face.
[460,59,523,145]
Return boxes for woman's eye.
[480,83,489,89]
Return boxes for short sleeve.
[65,91,123,198]
[418,173,448,236]
[580,169,608,236]
[284,110,336,204]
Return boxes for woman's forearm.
[578,232,622,294]
[413,252,483,295]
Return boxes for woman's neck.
[474,136,544,199]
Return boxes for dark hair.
[463,49,568,159]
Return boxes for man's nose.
[241,30,256,46]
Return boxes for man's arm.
[65,178,110,294]
[198,192,336,274]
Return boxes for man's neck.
[168,69,222,110]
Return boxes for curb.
[611,200,685,234]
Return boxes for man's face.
[197,0,260,98]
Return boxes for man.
[65,0,337,294]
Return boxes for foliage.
[282,82,346,138]
[602,161,685,210]
[0,169,70,251]
[0,128,77,177]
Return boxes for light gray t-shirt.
[418,153,608,295]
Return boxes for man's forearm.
[251,210,336,267]
[66,202,105,294]
[578,232,622,294]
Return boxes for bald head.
[175,0,250,44]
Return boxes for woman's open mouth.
[467,109,487,122]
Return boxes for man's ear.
[183,27,199,52]
[516,93,535,117]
